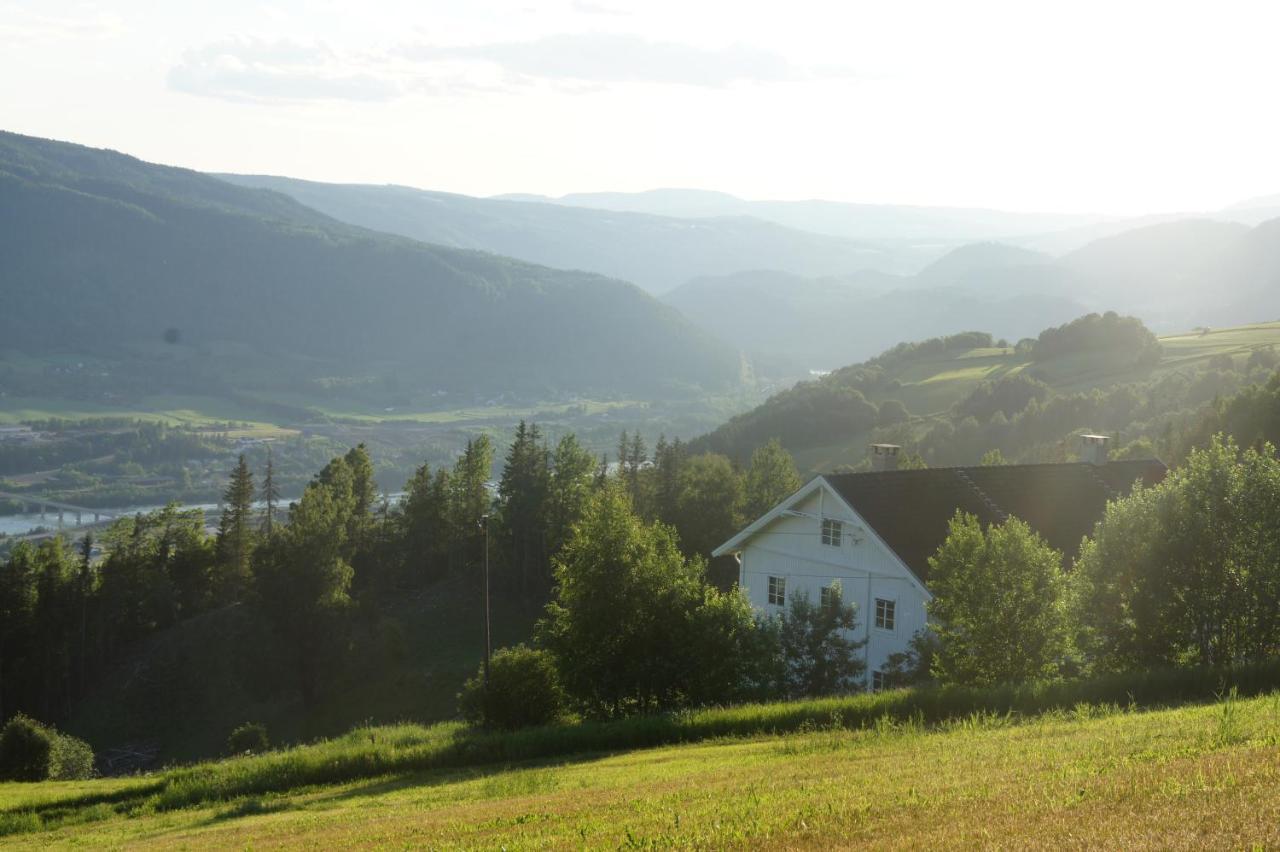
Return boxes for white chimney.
[1080,434,1110,466]
[870,443,901,472]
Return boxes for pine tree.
[498,422,550,598]
[261,446,280,536]
[448,436,494,572]
[215,454,256,603]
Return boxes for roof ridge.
[952,468,1009,522]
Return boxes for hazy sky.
[4,0,1279,215]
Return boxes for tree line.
[0,425,804,730]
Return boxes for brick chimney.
[1080,434,1110,466]
[869,443,901,472]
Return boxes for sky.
[3,0,1279,215]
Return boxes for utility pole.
[481,513,492,687]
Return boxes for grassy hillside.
[694,320,1280,470]
[4,685,1279,847]
[0,131,741,399]
[219,175,932,294]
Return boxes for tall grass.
[6,657,1280,836]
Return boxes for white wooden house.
[713,438,1166,691]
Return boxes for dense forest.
[0,131,740,398]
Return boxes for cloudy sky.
[3,0,1279,214]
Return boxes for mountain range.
[0,131,741,399]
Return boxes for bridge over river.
[0,491,121,528]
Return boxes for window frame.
[820,584,837,609]
[874,597,897,632]
[767,575,786,607]
[821,518,843,547]
[871,670,885,692]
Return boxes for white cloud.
[168,37,403,103]
[402,32,838,88]
[0,2,124,43]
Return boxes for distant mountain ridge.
[218,175,935,294]
[0,131,742,399]
[496,188,1112,243]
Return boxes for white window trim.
[767,575,787,607]
[821,517,843,547]
[873,596,898,633]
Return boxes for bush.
[0,715,52,781]
[0,714,94,781]
[458,645,567,730]
[48,731,94,780]
[227,723,270,755]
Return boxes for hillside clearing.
[3,692,1279,848]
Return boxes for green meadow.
[3,686,1279,849]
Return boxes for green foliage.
[878,398,910,425]
[1074,435,1280,670]
[953,373,1050,422]
[538,484,759,717]
[927,513,1071,686]
[227,723,270,755]
[773,583,867,698]
[672,453,743,558]
[457,645,567,730]
[0,714,92,781]
[1031,311,1161,365]
[214,454,256,604]
[0,715,51,781]
[741,439,802,520]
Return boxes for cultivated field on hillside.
[792,321,1280,471]
[3,691,1278,848]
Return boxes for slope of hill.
[504,187,1109,242]
[0,131,742,399]
[691,317,1280,469]
[663,269,1086,373]
[5,686,1278,847]
[218,175,932,294]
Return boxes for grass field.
[4,689,1279,848]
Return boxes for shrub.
[48,731,94,780]
[0,714,93,781]
[458,645,568,730]
[0,715,53,781]
[227,723,270,755]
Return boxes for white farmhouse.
[713,437,1166,691]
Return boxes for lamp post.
[481,513,492,687]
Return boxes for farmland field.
[4,690,1279,849]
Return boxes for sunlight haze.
[4,0,1279,214]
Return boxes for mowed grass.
[4,691,1280,849]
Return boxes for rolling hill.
[501,187,1111,242]
[218,175,933,294]
[0,131,743,400]
[668,217,1280,376]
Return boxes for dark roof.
[824,459,1166,584]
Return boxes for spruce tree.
[261,446,280,536]
[215,454,256,603]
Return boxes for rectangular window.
[820,585,836,609]
[767,575,786,606]
[821,518,843,547]
[872,671,885,692]
[874,598,896,631]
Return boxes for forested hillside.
[219,175,930,294]
[0,132,741,398]
[692,314,1280,470]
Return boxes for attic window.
[821,518,843,547]
[875,598,896,631]
[768,575,786,606]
